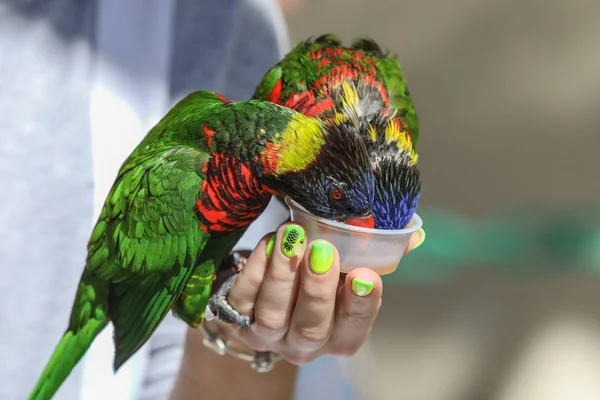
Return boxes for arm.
[170,327,298,400]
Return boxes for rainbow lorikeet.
[254,34,421,230]
[28,90,375,400]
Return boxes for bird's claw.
[204,251,280,372]
[207,273,253,328]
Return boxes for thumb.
[403,228,426,256]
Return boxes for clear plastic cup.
[285,196,423,275]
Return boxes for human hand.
[203,222,425,365]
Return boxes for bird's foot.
[206,273,253,328]
[206,251,253,328]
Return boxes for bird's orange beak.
[345,214,375,229]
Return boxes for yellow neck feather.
[261,113,326,175]
[382,118,418,164]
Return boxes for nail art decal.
[281,224,306,258]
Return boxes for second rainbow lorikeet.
[254,34,422,230]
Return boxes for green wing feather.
[108,258,202,370]
[88,148,207,281]
[89,146,208,369]
[253,65,283,100]
[29,146,209,400]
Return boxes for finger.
[243,222,307,343]
[403,228,426,256]
[327,268,383,356]
[226,233,275,317]
[285,240,340,356]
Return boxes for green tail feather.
[28,270,109,400]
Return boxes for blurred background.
[283,0,600,399]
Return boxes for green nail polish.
[281,224,305,258]
[309,241,334,275]
[413,228,426,250]
[352,278,374,297]
[265,235,275,258]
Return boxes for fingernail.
[265,235,276,258]
[309,241,334,275]
[351,278,374,297]
[281,224,306,258]
[413,228,426,250]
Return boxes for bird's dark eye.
[331,189,344,201]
